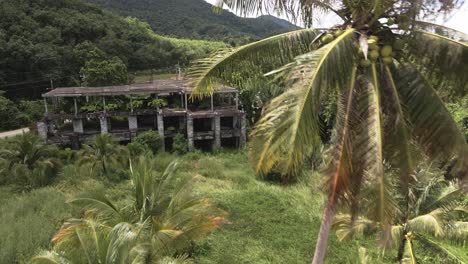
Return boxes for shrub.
[127,141,149,156]
[173,133,188,155]
[133,130,162,154]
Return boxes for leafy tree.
[0,96,30,131]
[190,1,468,262]
[80,56,128,86]
[334,167,468,263]
[31,157,225,263]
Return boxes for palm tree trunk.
[312,201,336,264]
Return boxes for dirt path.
[0,128,30,139]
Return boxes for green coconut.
[381,45,393,57]
[369,50,380,61]
[393,39,405,50]
[369,35,379,42]
[322,34,334,44]
[387,18,395,25]
[382,56,393,65]
[369,43,380,51]
[334,29,344,37]
[360,59,371,67]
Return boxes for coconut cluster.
[359,35,405,68]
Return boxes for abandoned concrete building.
[37,80,246,151]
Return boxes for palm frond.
[189,28,323,98]
[417,234,468,263]
[405,31,468,97]
[69,192,124,224]
[408,209,445,237]
[413,21,468,42]
[30,251,70,264]
[333,214,376,241]
[249,29,356,176]
[383,65,415,196]
[393,65,467,165]
[216,0,344,26]
[359,66,396,245]
[444,221,468,244]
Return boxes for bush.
[133,130,162,154]
[173,133,188,155]
[127,141,149,156]
[0,188,70,263]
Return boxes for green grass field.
[1,151,465,263]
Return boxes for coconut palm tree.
[189,1,468,263]
[31,156,225,264]
[333,167,468,263]
[78,134,128,176]
[0,133,60,189]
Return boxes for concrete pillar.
[99,115,108,134]
[128,116,138,131]
[214,115,221,149]
[73,118,84,134]
[157,113,165,151]
[240,113,246,148]
[178,116,185,130]
[187,115,194,151]
[37,122,48,140]
[233,115,239,129]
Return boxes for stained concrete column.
[99,115,108,134]
[187,115,194,151]
[37,122,48,141]
[214,115,221,149]
[240,113,246,148]
[73,118,84,134]
[128,116,138,131]
[157,113,165,151]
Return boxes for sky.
[205,0,468,34]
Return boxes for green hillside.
[88,0,300,44]
[0,0,226,98]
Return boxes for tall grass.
[0,188,70,263]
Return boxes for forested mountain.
[88,0,300,44]
[0,0,225,98]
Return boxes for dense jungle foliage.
[0,0,226,98]
[88,0,299,45]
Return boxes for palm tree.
[0,132,58,170]
[0,133,60,189]
[78,134,128,176]
[333,168,468,263]
[31,156,225,263]
[189,1,468,263]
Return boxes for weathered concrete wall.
[157,113,165,151]
[73,119,84,134]
[240,113,246,148]
[187,115,194,151]
[214,115,221,149]
[37,123,47,140]
[99,116,108,134]
[128,116,138,131]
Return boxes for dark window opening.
[164,137,174,152]
[109,116,128,132]
[221,117,234,130]
[194,139,213,152]
[83,118,101,134]
[137,115,156,130]
[164,116,184,134]
[221,137,238,149]
[194,118,213,132]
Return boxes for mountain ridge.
[88,0,300,44]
